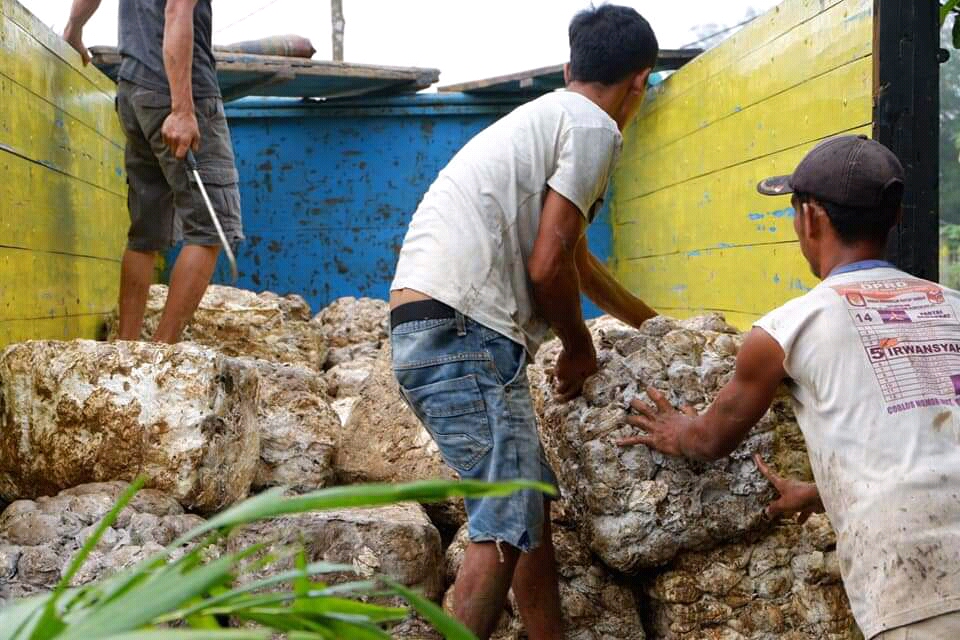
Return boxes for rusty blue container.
[198,92,611,317]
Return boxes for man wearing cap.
[619,135,960,639]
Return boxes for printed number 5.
[868,346,885,361]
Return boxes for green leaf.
[57,551,241,639]
[312,618,391,640]
[184,613,223,630]
[293,550,310,598]
[100,632,269,640]
[175,480,555,547]
[943,0,960,26]
[53,478,147,604]
[292,597,407,623]
[307,580,379,597]
[24,605,65,640]
[382,579,478,640]
[286,633,335,640]
[33,478,149,637]
[159,562,357,622]
[0,594,49,640]
[238,611,321,632]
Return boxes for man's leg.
[511,500,563,639]
[391,316,544,639]
[117,249,157,340]
[115,80,176,341]
[152,244,219,344]
[453,541,520,639]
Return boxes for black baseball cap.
[757,135,905,208]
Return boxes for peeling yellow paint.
[0,0,126,345]
[612,0,874,329]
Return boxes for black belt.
[390,299,457,329]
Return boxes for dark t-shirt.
[117,0,220,98]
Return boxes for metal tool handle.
[185,149,200,171]
[185,150,239,284]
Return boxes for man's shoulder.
[756,284,839,335]
[521,91,617,131]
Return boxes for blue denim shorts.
[391,311,558,552]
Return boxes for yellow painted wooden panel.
[0,5,122,144]
[0,1,127,344]
[614,55,873,203]
[652,1,847,92]
[0,315,109,345]
[0,0,117,98]
[0,74,126,194]
[612,124,874,258]
[0,151,126,259]
[629,0,872,158]
[0,249,119,320]
[608,0,877,328]
[615,242,818,327]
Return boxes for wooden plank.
[874,0,940,281]
[0,152,126,259]
[0,73,126,194]
[641,0,847,103]
[614,242,818,324]
[435,50,701,95]
[0,11,121,138]
[0,249,119,321]
[0,2,124,341]
[0,314,109,347]
[613,55,873,202]
[612,124,874,258]
[627,0,872,158]
[438,64,564,94]
[221,70,295,102]
[1,0,117,98]
[88,46,441,99]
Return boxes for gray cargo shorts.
[116,79,243,252]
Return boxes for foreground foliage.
[0,478,554,640]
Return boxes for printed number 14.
[856,313,874,323]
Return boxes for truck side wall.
[611,0,874,328]
[0,0,126,345]
[220,101,613,317]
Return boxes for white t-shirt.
[755,266,960,639]
[391,90,622,354]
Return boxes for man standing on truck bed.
[63,0,243,343]
[620,135,960,639]
[390,5,658,638]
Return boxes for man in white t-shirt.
[390,5,658,638]
[619,135,960,639]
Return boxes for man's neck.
[819,244,889,279]
[567,81,627,127]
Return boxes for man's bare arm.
[619,327,788,461]
[162,0,200,158]
[63,0,102,65]
[528,189,596,399]
[576,239,656,328]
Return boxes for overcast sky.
[23,0,781,86]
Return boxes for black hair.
[794,187,902,245]
[568,4,659,85]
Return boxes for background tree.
[332,0,345,61]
